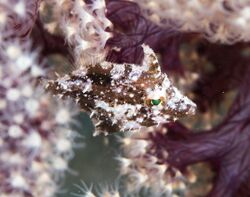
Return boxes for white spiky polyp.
[72,181,121,197]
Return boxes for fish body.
[47,45,196,135]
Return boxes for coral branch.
[153,123,224,170]
[161,66,250,196]
[194,41,250,111]
[106,0,181,72]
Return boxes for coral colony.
[1,0,250,197]
[0,1,78,197]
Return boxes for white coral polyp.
[22,132,42,149]
[8,125,23,138]
[9,173,28,190]
[13,1,26,17]
[6,88,21,101]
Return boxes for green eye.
[151,99,162,106]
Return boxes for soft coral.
[151,65,250,197]
[105,1,250,196]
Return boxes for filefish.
[47,45,196,135]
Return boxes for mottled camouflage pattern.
[47,45,196,135]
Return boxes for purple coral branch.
[194,42,250,112]
[106,0,181,72]
[157,66,250,197]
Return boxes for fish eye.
[150,99,162,106]
[145,97,164,106]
